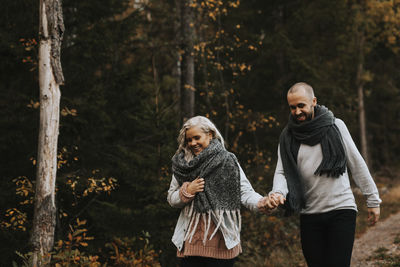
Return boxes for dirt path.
[351,211,400,266]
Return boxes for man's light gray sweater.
[271,118,381,214]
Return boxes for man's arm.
[336,118,381,223]
[270,145,289,198]
[368,207,380,225]
[262,146,288,210]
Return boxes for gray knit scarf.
[279,105,347,214]
[172,138,241,244]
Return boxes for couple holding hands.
[167,82,381,267]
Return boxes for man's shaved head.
[288,82,315,100]
[287,82,317,123]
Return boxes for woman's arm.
[167,175,202,208]
[238,163,263,212]
[167,175,186,208]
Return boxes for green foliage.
[237,210,305,267]
[2,0,400,266]
[104,234,161,267]
[13,222,160,267]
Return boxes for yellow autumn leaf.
[388,35,396,44]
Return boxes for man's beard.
[295,111,313,123]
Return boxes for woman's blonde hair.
[176,116,225,161]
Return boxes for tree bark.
[180,0,195,122]
[357,81,369,166]
[173,0,182,123]
[215,13,230,144]
[31,0,64,266]
[356,35,369,167]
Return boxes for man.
[266,82,381,267]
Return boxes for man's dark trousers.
[300,209,357,267]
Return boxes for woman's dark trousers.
[180,256,236,267]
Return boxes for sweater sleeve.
[167,174,186,208]
[238,163,263,212]
[270,145,289,198]
[336,119,382,207]
[179,182,195,203]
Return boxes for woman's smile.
[185,126,212,155]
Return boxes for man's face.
[287,90,317,123]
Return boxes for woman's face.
[185,126,213,156]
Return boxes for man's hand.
[187,177,205,195]
[258,193,286,214]
[368,207,380,226]
[268,193,286,208]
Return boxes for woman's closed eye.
[186,136,200,143]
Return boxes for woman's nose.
[189,140,196,146]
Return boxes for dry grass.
[382,185,400,204]
[367,243,400,266]
[355,166,400,237]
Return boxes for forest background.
[1,0,400,266]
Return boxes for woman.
[167,116,267,267]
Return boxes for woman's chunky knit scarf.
[172,139,241,244]
[279,105,347,214]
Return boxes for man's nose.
[295,108,302,115]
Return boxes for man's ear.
[312,97,317,107]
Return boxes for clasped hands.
[187,178,287,215]
[258,193,286,214]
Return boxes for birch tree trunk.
[31,0,64,265]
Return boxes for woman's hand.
[258,197,272,214]
[187,177,205,195]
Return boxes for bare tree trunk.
[31,0,64,266]
[215,13,229,144]
[357,81,369,165]
[173,0,182,123]
[356,35,369,167]
[152,52,163,178]
[180,0,195,122]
